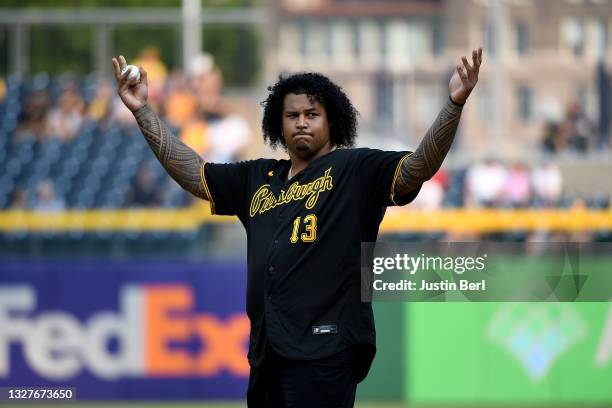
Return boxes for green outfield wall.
[357,302,405,400]
[405,303,612,404]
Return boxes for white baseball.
[121,64,141,84]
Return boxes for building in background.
[268,0,612,159]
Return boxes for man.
[112,48,482,407]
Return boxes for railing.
[1,205,611,233]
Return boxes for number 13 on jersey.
[290,214,317,243]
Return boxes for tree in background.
[0,0,262,86]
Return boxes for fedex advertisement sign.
[0,260,249,399]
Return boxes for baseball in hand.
[121,65,141,84]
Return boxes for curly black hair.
[261,72,359,150]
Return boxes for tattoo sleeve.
[395,97,464,195]
[133,104,210,201]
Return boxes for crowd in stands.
[0,48,609,214]
[0,48,253,210]
[410,158,608,211]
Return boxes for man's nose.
[296,114,307,128]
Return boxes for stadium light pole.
[182,0,203,71]
[95,24,112,77]
[10,23,29,77]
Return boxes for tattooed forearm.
[133,104,210,200]
[395,98,463,195]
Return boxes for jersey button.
[274,239,279,244]
[268,266,275,274]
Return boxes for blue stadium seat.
[31,72,51,93]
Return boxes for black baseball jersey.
[202,147,420,378]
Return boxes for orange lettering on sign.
[195,314,250,376]
[145,285,195,375]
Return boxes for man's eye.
[307,113,317,118]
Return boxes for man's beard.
[296,140,310,152]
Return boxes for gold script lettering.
[249,168,334,217]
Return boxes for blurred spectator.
[188,55,252,163]
[10,187,28,209]
[163,69,198,129]
[410,168,448,210]
[180,120,210,156]
[206,114,253,163]
[541,102,596,154]
[125,163,162,207]
[541,121,561,153]
[87,77,115,125]
[464,158,508,207]
[46,86,85,142]
[558,101,593,153]
[531,161,563,207]
[133,46,168,110]
[15,89,51,141]
[504,162,532,207]
[32,180,65,212]
[0,77,6,103]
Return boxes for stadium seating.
[0,75,191,210]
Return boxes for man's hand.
[112,55,209,201]
[449,48,482,105]
[112,55,148,112]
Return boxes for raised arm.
[395,48,482,195]
[111,55,210,201]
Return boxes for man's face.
[282,93,332,161]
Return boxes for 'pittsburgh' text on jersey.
[249,168,334,216]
